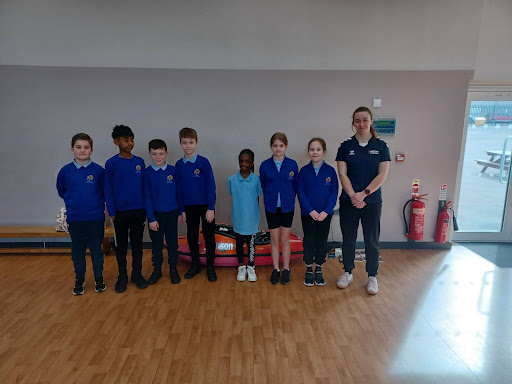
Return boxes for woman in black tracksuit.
[335,106,390,295]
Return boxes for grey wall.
[474,0,512,80]
[0,66,472,241]
[1,0,511,80]
[0,0,486,71]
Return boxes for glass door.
[453,87,512,241]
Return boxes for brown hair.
[179,127,198,141]
[270,132,288,147]
[308,137,326,151]
[352,106,377,139]
[71,133,93,148]
[148,139,167,152]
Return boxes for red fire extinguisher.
[435,201,459,244]
[403,194,428,241]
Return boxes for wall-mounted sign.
[373,117,396,136]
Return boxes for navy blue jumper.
[259,156,298,214]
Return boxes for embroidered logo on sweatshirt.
[135,165,142,173]
[86,175,94,183]
[167,175,174,183]
[325,177,331,185]
[194,169,201,177]
[288,171,294,180]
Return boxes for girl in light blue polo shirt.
[228,149,261,282]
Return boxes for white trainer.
[247,266,257,282]
[237,265,247,282]
[336,272,353,289]
[366,276,379,295]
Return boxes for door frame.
[453,83,512,242]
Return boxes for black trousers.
[113,209,146,276]
[301,214,332,266]
[185,205,216,267]
[67,219,105,279]
[339,200,381,276]
[235,232,256,267]
[148,210,179,269]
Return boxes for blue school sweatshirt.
[175,154,216,213]
[56,161,105,221]
[259,156,298,214]
[104,154,145,216]
[297,161,339,215]
[144,163,179,223]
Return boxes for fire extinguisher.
[434,201,459,244]
[403,194,428,241]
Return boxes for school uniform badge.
[167,175,173,181]
[194,169,200,175]
[86,175,94,183]
[288,171,294,179]
[325,177,331,183]
[135,165,142,172]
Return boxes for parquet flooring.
[0,246,510,383]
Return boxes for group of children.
[57,126,339,295]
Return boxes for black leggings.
[235,233,256,267]
[301,214,332,266]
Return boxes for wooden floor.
[0,245,510,384]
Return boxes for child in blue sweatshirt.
[297,138,339,286]
[144,139,181,285]
[105,125,148,293]
[259,132,298,285]
[175,127,217,282]
[56,133,106,296]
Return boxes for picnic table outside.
[476,150,511,174]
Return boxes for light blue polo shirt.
[228,171,261,235]
[183,152,198,163]
[274,159,283,207]
[73,159,92,168]
[151,162,168,171]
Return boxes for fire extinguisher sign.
[439,184,447,201]
[412,179,420,197]
[438,184,448,215]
